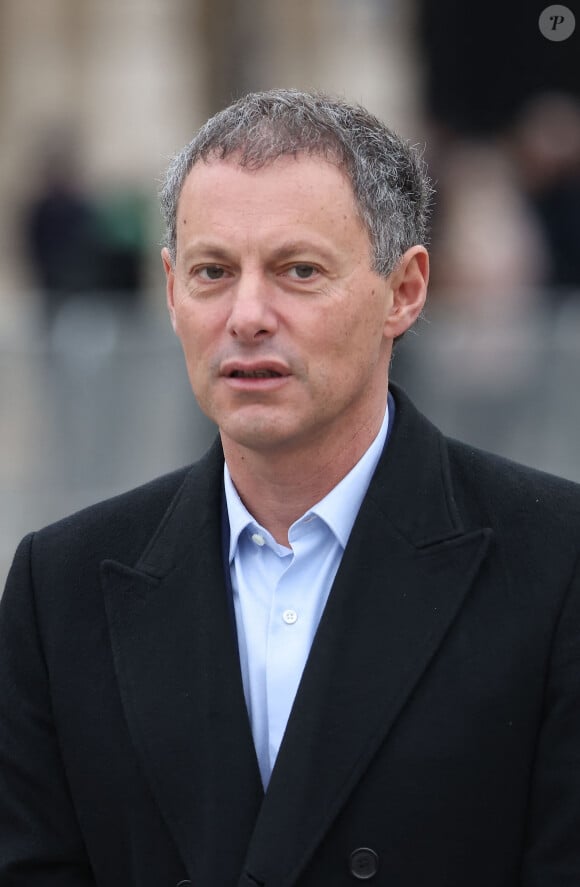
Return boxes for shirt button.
[251,533,266,546]
[282,609,298,624]
[349,847,379,880]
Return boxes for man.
[1,89,579,887]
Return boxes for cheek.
[175,306,221,358]
[302,318,364,393]
[317,301,382,362]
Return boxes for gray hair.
[160,88,433,276]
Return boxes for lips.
[220,359,292,392]
[220,359,291,379]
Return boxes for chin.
[220,416,302,452]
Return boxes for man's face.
[162,154,424,456]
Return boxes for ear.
[384,246,429,340]
[161,247,177,332]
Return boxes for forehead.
[175,154,368,246]
[182,151,353,194]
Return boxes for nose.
[226,272,277,343]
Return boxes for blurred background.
[1,0,579,587]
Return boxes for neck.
[222,397,388,546]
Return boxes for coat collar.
[102,386,492,887]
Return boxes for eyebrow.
[181,242,232,263]
[268,241,336,264]
[181,240,337,265]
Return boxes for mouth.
[221,361,291,391]
[229,369,283,379]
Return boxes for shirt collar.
[223,465,262,562]
[224,396,391,559]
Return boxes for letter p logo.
[539,5,576,40]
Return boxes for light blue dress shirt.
[224,400,390,788]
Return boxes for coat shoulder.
[28,440,223,573]
[445,434,580,540]
[36,466,190,548]
[388,384,580,548]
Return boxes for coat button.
[349,847,379,880]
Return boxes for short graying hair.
[160,88,433,276]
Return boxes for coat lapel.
[101,441,263,887]
[240,386,493,887]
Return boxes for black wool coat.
[1,386,580,887]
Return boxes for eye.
[197,265,227,281]
[287,264,318,280]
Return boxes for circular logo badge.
[538,5,576,40]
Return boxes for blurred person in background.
[24,132,149,341]
[509,92,580,297]
[24,137,100,329]
[416,0,580,304]
[92,187,149,308]
[1,89,580,887]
